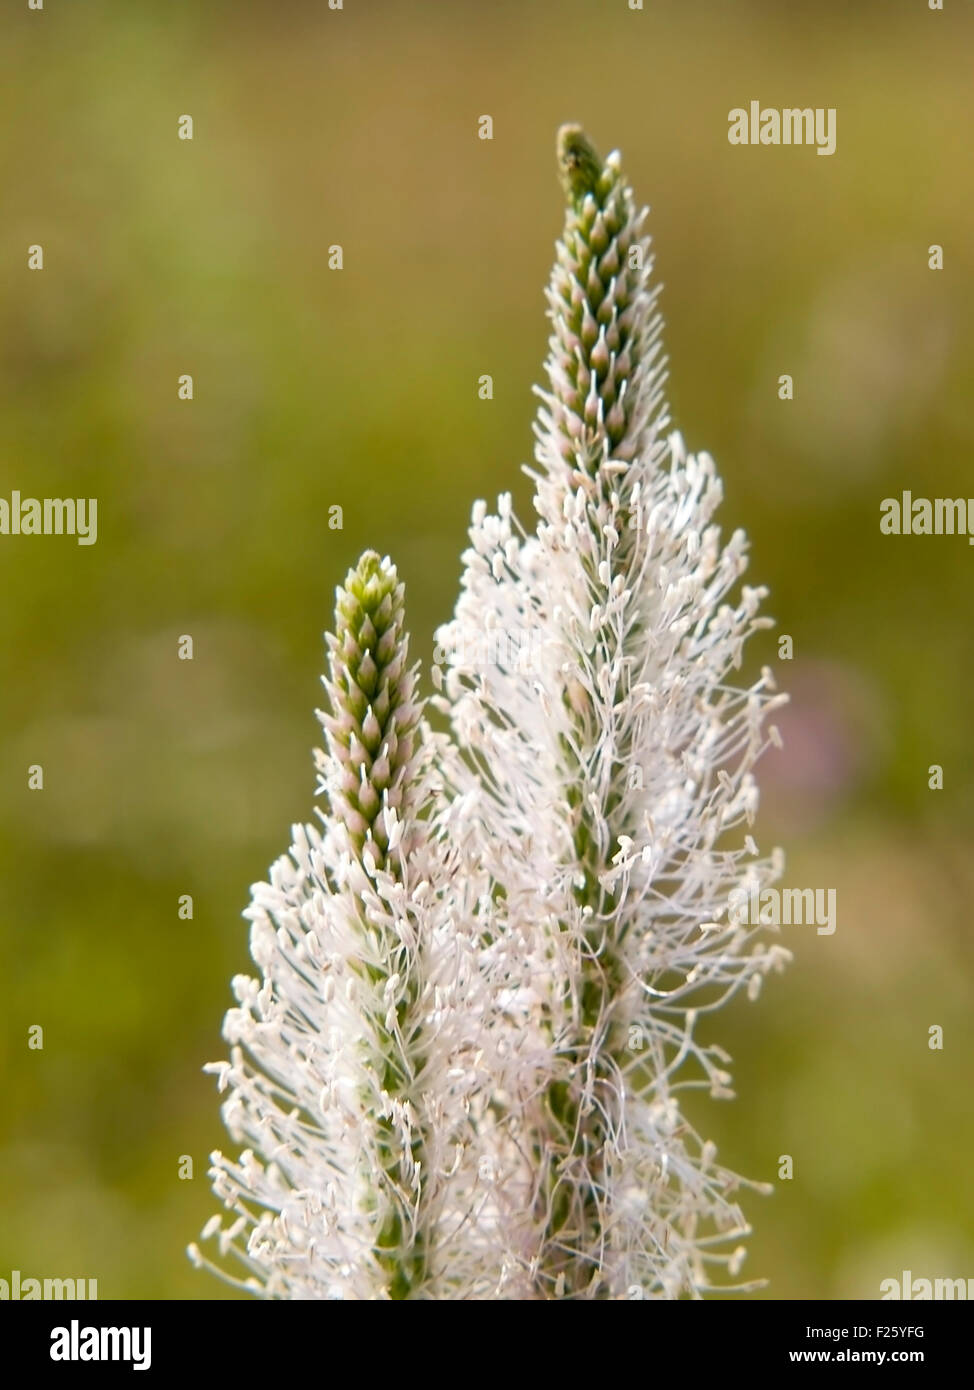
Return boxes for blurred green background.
[2,0,972,1299]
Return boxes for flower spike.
[435,127,789,1299]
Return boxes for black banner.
[1,1299,966,1376]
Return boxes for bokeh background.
[2,0,972,1299]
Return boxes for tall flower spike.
[435,127,790,1298]
[191,552,495,1299]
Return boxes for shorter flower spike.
[194,551,501,1299]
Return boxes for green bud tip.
[354,549,384,584]
[341,550,395,607]
[557,124,603,205]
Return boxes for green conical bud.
[318,551,421,869]
[544,125,667,473]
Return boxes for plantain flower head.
[191,552,499,1299]
[434,126,790,1299]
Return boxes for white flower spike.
[434,125,790,1299]
[192,552,499,1299]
